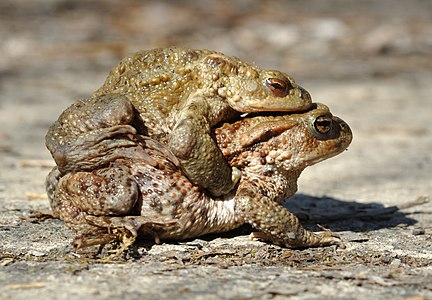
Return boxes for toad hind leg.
[53,164,139,225]
[52,164,177,248]
[46,94,139,174]
[51,164,140,248]
[238,185,344,248]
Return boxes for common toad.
[47,103,352,249]
[45,47,312,196]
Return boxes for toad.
[47,103,352,249]
[45,47,312,196]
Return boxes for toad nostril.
[285,80,294,91]
[299,86,312,101]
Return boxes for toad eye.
[313,115,332,135]
[265,78,293,97]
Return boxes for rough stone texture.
[1,0,431,299]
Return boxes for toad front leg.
[169,94,241,197]
[237,182,344,248]
[45,94,140,174]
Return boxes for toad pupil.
[265,78,292,97]
[314,116,332,134]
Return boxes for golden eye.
[314,115,332,134]
[265,78,293,97]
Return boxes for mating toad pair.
[45,47,352,249]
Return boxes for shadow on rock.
[284,193,422,232]
[132,194,423,249]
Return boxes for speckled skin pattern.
[45,47,312,197]
[47,103,352,249]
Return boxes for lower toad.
[46,103,352,249]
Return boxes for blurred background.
[1,0,431,204]
[1,3,432,297]
[3,0,432,83]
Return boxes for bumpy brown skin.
[45,47,312,197]
[47,103,352,249]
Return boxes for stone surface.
[1,0,431,299]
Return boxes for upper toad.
[45,47,312,196]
